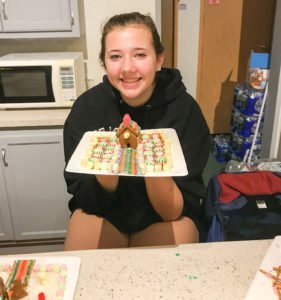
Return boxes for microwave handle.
[2,0,8,20]
[1,148,8,167]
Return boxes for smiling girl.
[63,12,210,250]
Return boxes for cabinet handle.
[2,0,8,20]
[1,148,8,167]
[71,12,75,25]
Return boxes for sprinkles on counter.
[80,114,173,175]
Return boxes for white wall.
[155,0,162,37]
[177,0,200,99]
[83,0,157,87]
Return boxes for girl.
[63,12,210,250]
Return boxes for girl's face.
[104,24,164,107]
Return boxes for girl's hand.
[96,175,119,192]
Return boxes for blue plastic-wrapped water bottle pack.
[213,84,265,163]
[213,52,270,164]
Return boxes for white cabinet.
[0,129,70,241]
[0,0,80,38]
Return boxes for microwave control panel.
[59,66,76,102]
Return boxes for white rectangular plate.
[66,128,188,176]
[245,236,281,300]
[0,256,81,300]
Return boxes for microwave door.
[0,66,55,104]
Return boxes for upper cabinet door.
[2,0,72,32]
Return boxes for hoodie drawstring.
[144,104,152,128]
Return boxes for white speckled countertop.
[0,109,71,128]
[8,239,272,300]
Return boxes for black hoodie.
[63,68,210,234]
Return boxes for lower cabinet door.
[0,166,15,241]
[0,129,70,240]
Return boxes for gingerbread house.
[116,114,141,149]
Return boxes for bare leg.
[129,217,199,247]
[64,209,129,250]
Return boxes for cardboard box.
[248,52,270,90]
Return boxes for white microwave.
[0,52,86,109]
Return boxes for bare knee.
[64,209,103,250]
[64,210,129,250]
[172,217,199,244]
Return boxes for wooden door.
[161,0,178,67]
[196,0,276,133]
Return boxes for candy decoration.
[131,150,136,174]
[123,148,132,174]
[136,132,172,173]
[38,272,47,285]
[38,292,46,300]
[81,130,173,175]
[3,260,36,300]
[119,148,137,175]
[5,260,35,289]
[0,277,8,300]
[123,114,131,127]
[118,149,125,173]
[0,262,68,300]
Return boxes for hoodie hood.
[101,68,187,109]
[153,68,187,107]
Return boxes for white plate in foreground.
[0,256,81,300]
[65,128,188,177]
[245,236,281,300]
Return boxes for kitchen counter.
[8,239,272,300]
[0,108,71,128]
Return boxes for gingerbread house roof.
[116,114,141,138]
